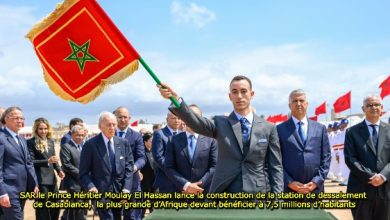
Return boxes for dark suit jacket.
[116,128,145,191]
[27,137,62,186]
[60,141,82,191]
[60,131,72,146]
[169,100,284,193]
[141,149,155,193]
[345,121,390,199]
[277,118,331,193]
[152,126,176,192]
[165,132,217,192]
[0,129,38,199]
[79,133,134,193]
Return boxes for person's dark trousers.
[97,197,122,220]
[36,184,60,220]
[123,187,142,220]
[352,197,390,220]
[65,190,88,220]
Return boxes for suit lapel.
[96,133,111,171]
[114,137,122,171]
[245,114,262,159]
[124,128,131,139]
[3,129,25,159]
[192,135,205,164]
[377,122,388,156]
[163,127,172,137]
[358,122,376,155]
[305,120,316,148]
[287,118,305,150]
[228,112,244,154]
[42,139,54,159]
[177,134,191,163]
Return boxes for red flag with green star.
[26,0,140,103]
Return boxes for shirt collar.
[71,139,81,147]
[365,119,380,127]
[116,127,129,134]
[186,132,199,139]
[5,127,18,137]
[166,126,179,135]
[291,116,308,126]
[234,111,254,124]
[101,133,114,145]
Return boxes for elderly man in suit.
[79,112,134,220]
[158,75,283,193]
[165,104,217,194]
[345,95,390,220]
[277,89,330,194]
[152,112,182,193]
[113,106,145,220]
[0,107,39,220]
[60,125,87,220]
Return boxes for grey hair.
[71,124,85,134]
[289,89,307,103]
[363,94,382,106]
[98,111,117,125]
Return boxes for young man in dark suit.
[165,104,217,194]
[158,75,283,194]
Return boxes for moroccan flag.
[333,91,351,113]
[266,114,288,124]
[379,75,390,99]
[279,114,288,122]
[315,101,326,115]
[130,120,139,127]
[26,0,140,103]
[308,115,318,121]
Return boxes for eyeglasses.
[8,116,25,121]
[365,103,382,108]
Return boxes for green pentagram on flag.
[64,39,98,72]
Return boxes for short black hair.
[69,118,83,129]
[230,75,252,89]
[143,132,153,143]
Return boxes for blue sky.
[1,0,390,126]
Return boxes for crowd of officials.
[0,75,388,220]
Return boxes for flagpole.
[139,57,180,108]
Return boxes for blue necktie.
[15,135,26,155]
[118,131,125,137]
[172,131,177,135]
[107,140,115,171]
[240,118,250,155]
[297,121,306,144]
[370,124,378,148]
[188,135,196,161]
[240,118,250,143]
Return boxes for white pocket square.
[120,156,124,160]
[258,138,268,143]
